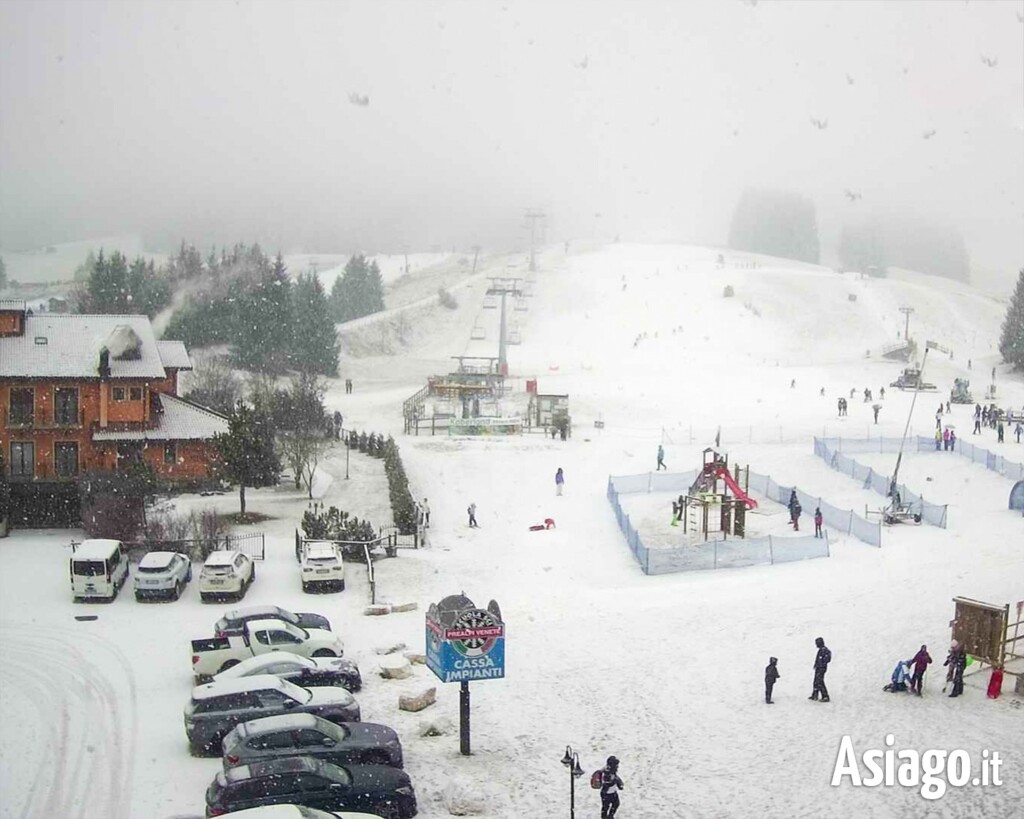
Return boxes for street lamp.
[560,745,586,819]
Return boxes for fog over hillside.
[0,1,1021,291]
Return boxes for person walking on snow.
[1016,422,1023,443]
[943,427,950,451]
[949,429,957,452]
[555,467,565,496]
[599,756,624,819]
[873,404,880,424]
[656,444,666,471]
[467,502,479,528]
[907,645,932,696]
[934,427,942,450]
[974,404,982,435]
[997,420,1005,443]
[765,657,780,704]
[809,637,831,702]
[946,644,967,698]
[421,498,430,527]
[788,492,802,531]
[813,507,823,538]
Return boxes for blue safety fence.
[814,437,970,529]
[607,471,833,575]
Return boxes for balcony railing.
[1,407,85,430]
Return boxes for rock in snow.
[398,686,436,712]
[378,654,412,679]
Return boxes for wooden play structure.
[673,449,757,540]
[949,597,1024,697]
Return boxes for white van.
[70,538,130,602]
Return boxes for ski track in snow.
[0,625,137,819]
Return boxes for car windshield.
[71,560,105,577]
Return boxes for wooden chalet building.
[0,299,228,525]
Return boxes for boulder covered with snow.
[378,654,412,679]
[390,600,419,613]
[398,686,436,712]
[403,651,426,664]
[443,778,489,815]
[364,604,391,616]
[418,715,454,737]
[375,642,408,655]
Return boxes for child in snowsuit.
[907,645,932,696]
[883,660,909,692]
[600,756,624,819]
[813,508,823,538]
[555,467,565,496]
[467,502,479,528]
[765,657,780,703]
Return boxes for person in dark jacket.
[809,637,831,701]
[813,507,823,538]
[656,444,666,471]
[907,645,932,696]
[946,644,967,698]
[765,657,780,703]
[600,756,624,818]
[790,499,802,531]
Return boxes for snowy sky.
[1,0,1021,282]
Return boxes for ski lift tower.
[523,209,546,273]
[899,306,914,343]
[485,276,525,376]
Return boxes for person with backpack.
[467,502,479,528]
[906,644,932,696]
[765,657,780,704]
[809,636,831,702]
[598,756,624,818]
[813,507,823,538]
[555,467,565,496]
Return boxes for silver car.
[134,551,192,601]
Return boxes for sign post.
[426,594,505,756]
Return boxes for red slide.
[715,466,759,509]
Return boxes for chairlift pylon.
[470,324,486,341]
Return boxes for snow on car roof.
[239,713,324,734]
[222,604,288,621]
[218,653,313,677]
[204,550,242,566]
[72,539,123,560]
[304,544,338,559]
[138,551,178,569]
[192,674,294,700]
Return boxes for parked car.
[193,619,345,681]
[134,551,192,601]
[200,551,255,602]
[300,543,345,592]
[203,807,381,819]
[215,605,331,637]
[215,653,361,692]
[205,757,417,818]
[221,713,402,771]
[184,674,360,755]
[70,538,130,602]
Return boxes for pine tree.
[330,255,385,322]
[0,256,7,290]
[290,271,339,375]
[233,252,293,373]
[999,269,1024,370]
[728,189,820,264]
[213,401,282,517]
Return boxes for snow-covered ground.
[2,243,1022,818]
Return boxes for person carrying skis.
[765,657,780,704]
[555,467,565,496]
[599,756,624,819]
[656,444,666,471]
[467,502,479,528]
[809,636,831,702]
[907,644,932,696]
[813,507,823,538]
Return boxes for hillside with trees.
[728,188,820,264]
[999,268,1024,370]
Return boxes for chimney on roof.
[98,347,111,379]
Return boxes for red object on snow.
[986,668,1004,699]
[528,518,556,532]
[545,518,555,528]
[526,379,538,394]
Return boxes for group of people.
[788,491,822,535]
[934,425,958,451]
[972,403,1022,443]
[764,636,832,704]
[882,642,967,697]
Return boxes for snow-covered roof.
[138,551,179,569]
[219,653,315,678]
[192,674,293,700]
[203,550,243,567]
[0,299,26,311]
[0,313,167,379]
[91,394,228,441]
[157,340,192,370]
[72,539,123,560]
[238,713,321,734]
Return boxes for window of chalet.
[9,388,34,425]
[54,387,79,426]
[164,441,177,465]
[112,387,126,401]
[116,441,143,469]
[9,442,35,478]
[129,387,143,401]
[54,442,79,477]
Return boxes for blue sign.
[426,606,505,683]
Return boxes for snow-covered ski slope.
[1,243,1021,819]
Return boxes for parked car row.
[185,607,417,817]
[69,539,256,604]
